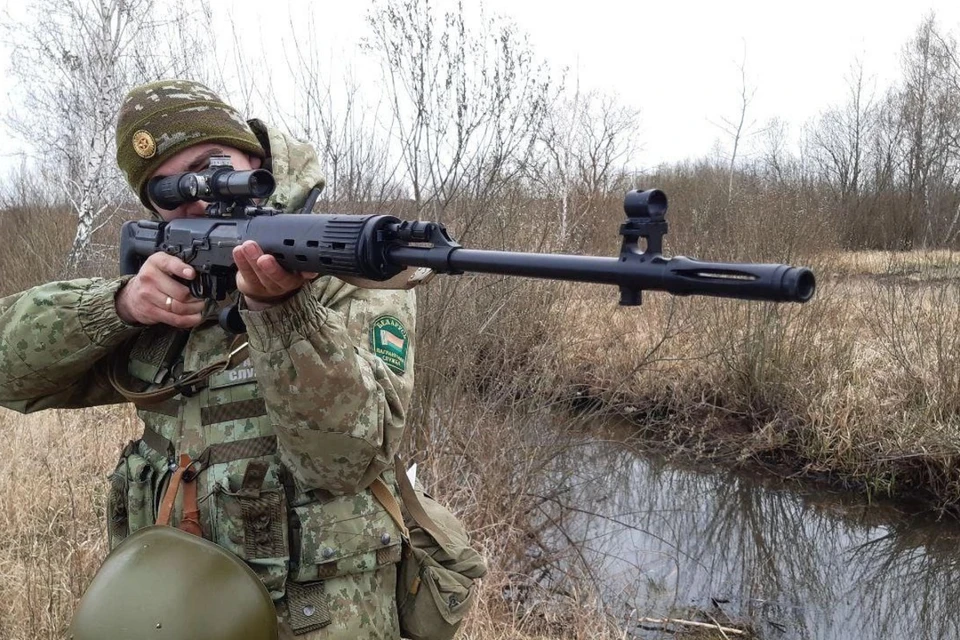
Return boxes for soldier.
[0,80,415,639]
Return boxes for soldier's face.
[147,143,263,221]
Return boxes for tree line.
[1,1,958,282]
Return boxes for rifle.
[120,156,816,333]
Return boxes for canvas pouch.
[372,458,487,640]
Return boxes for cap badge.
[132,130,156,159]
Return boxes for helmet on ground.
[68,525,278,640]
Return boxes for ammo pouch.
[373,458,487,640]
[107,439,169,549]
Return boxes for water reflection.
[531,440,960,639]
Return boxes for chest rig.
[105,318,407,627]
[108,321,290,596]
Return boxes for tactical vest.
[106,315,405,636]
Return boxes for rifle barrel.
[387,246,815,303]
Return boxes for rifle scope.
[147,155,275,210]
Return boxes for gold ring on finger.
[165,296,173,310]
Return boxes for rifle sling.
[108,337,249,405]
[371,456,455,551]
[156,453,199,535]
[339,267,435,291]
[154,437,278,536]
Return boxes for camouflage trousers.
[276,565,400,640]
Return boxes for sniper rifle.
[120,156,816,334]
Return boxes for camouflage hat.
[116,79,266,210]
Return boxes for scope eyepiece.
[623,189,668,219]
[147,155,276,211]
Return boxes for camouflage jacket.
[0,121,414,638]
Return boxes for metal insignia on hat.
[132,130,156,159]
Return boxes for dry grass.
[0,405,139,640]
[824,249,960,276]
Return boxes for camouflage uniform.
[0,118,414,639]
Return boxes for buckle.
[173,377,204,397]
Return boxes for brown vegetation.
[3,1,960,638]
[4,164,960,640]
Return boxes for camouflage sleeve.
[240,278,416,495]
[0,277,141,413]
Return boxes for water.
[531,439,960,639]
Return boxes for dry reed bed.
[0,406,138,639]
[549,252,960,507]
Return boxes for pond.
[531,439,960,639]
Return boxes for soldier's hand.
[116,253,206,328]
[233,240,317,311]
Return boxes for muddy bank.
[569,387,960,516]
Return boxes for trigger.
[189,276,209,298]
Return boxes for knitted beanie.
[116,79,265,210]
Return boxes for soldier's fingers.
[147,291,205,316]
[255,254,302,290]
[151,274,196,303]
[145,252,196,280]
[234,244,267,290]
[155,309,204,329]
[242,240,264,258]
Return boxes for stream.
[531,439,960,639]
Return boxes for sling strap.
[109,336,250,404]
[154,435,278,536]
[370,477,409,539]
[371,456,454,550]
[156,453,201,536]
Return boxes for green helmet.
[68,526,278,640]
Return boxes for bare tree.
[535,87,639,242]
[4,0,218,272]
[364,0,554,229]
[807,60,879,245]
[895,14,960,247]
[711,43,758,203]
[811,60,875,205]
[272,11,406,208]
[759,118,792,186]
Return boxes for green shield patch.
[371,315,409,374]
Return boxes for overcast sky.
[3,0,960,171]
[478,0,960,166]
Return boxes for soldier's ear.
[249,154,263,170]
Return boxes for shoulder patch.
[370,315,409,375]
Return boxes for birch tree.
[536,88,639,243]
[895,14,960,247]
[4,0,217,272]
